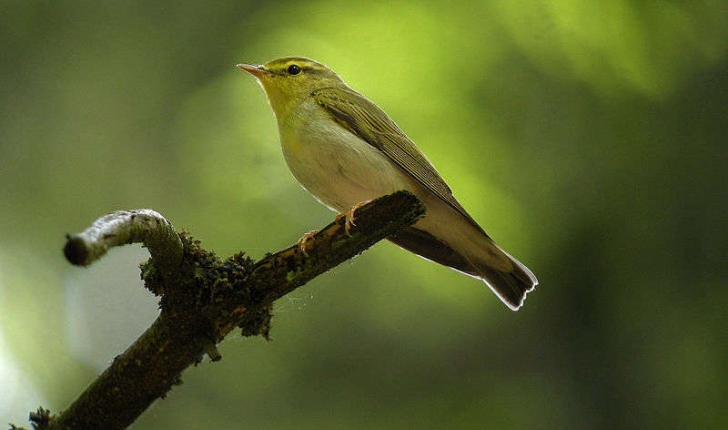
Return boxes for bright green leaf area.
[1,1,726,428]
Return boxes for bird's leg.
[336,201,370,236]
[297,230,318,256]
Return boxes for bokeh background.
[2,1,726,428]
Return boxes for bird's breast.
[279,104,418,212]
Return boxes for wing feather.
[312,86,479,227]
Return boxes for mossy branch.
[14,191,424,430]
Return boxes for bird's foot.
[336,201,370,236]
[297,230,318,256]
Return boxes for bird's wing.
[312,86,477,225]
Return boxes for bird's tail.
[466,244,537,310]
[388,227,537,310]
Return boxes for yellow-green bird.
[238,57,537,310]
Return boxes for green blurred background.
[2,1,726,428]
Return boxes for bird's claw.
[337,201,369,236]
[297,230,318,256]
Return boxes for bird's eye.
[287,64,301,75]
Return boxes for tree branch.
[21,191,424,430]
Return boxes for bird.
[238,57,537,310]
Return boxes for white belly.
[279,102,420,212]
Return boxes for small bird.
[238,57,537,310]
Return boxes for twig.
[64,209,184,286]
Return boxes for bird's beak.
[236,63,267,78]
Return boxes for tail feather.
[468,250,537,310]
[388,227,537,310]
